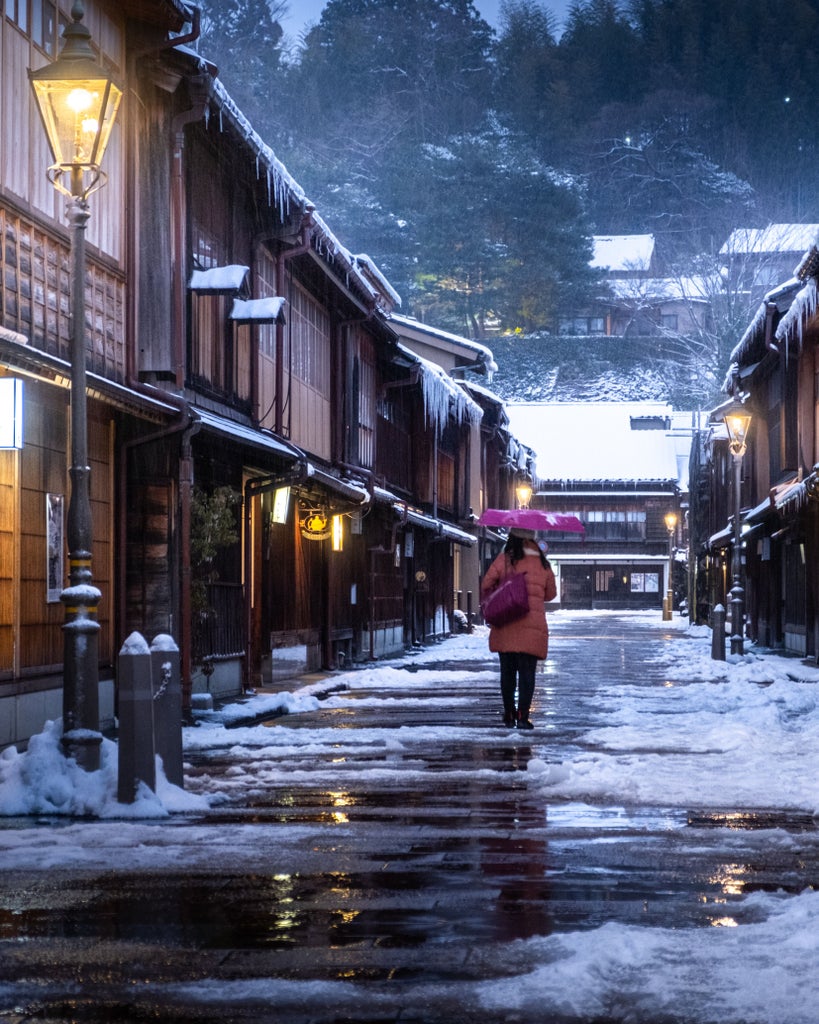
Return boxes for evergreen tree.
[199,0,288,133]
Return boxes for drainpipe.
[171,73,213,388]
[432,431,439,520]
[764,301,778,353]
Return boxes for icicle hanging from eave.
[415,355,483,435]
[775,277,819,356]
[730,301,768,365]
[776,480,808,515]
[208,78,308,223]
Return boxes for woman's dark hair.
[504,534,550,569]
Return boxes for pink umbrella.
[477,508,585,533]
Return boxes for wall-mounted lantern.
[271,486,290,525]
[0,379,24,449]
[331,514,344,552]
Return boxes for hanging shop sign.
[300,505,331,541]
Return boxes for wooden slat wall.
[19,384,68,670]
[14,383,114,673]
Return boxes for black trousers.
[498,652,538,718]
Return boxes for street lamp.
[515,481,532,509]
[663,511,677,621]
[723,403,752,655]
[29,1,122,770]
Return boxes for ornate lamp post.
[723,404,752,655]
[29,1,122,770]
[663,511,678,620]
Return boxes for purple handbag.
[481,567,529,627]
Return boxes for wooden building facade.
[700,243,819,658]
[0,0,534,750]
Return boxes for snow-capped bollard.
[117,631,156,803]
[711,604,726,661]
[151,634,183,788]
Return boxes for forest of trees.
[197,0,819,403]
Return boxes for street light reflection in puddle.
[328,790,355,824]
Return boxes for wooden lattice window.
[288,283,330,396]
[0,205,125,380]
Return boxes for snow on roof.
[505,401,682,484]
[352,254,402,309]
[730,277,802,366]
[591,235,655,272]
[390,314,498,373]
[189,265,248,292]
[720,224,819,256]
[461,379,505,405]
[397,344,483,433]
[229,297,286,323]
[775,276,819,349]
[608,276,711,304]
[205,76,400,311]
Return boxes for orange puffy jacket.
[481,547,557,660]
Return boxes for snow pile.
[193,688,321,727]
[0,720,207,818]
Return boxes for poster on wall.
[46,493,64,603]
[631,573,645,593]
[644,572,660,593]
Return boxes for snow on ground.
[2,611,819,824]
[153,888,819,1024]
[3,612,819,1021]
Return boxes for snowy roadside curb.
[193,685,333,729]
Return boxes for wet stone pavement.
[1,613,818,1023]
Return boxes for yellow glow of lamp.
[723,406,752,458]
[29,1,122,199]
[664,511,678,533]
[331,514,344,552]
[0,379,24,449]
[515,482,532,509]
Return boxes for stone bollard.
[151,634,184,788]
[117,632,156,803]
[711,604,726,661]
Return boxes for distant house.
[720,223,819,303]
[559,234,709,338]
[505,402,694,610]
[590,234,658,278]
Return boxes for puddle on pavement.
[687,809,819,832]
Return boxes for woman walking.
[480,528,557,729]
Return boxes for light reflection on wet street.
[1,612,818,1023]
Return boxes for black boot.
[502,706,516,728]
[516,710,534,730]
